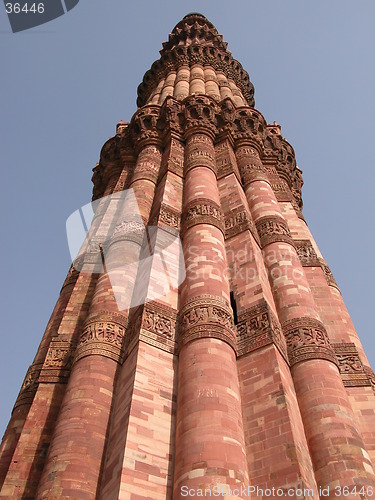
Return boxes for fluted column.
[36,117,163,498]
[0,272,76,491]
[173,96,248,498]
[235,134,375,494]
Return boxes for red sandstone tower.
[1,13,375,499]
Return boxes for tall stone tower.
[1,13,375,499]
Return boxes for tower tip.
[183,12,207,20]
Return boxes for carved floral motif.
[125,302,178,356]
[143,307,174,338]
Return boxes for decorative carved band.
[109,220,146,246]
[160,137,184,178]
[123,303,178,358]
[184,130,216,174]
[131,108,163,153]
[123,306,142,356]
[235,144,267,185]
[332,343,371,388]
[294,240,320,267]
[182,198,225,234]
[184,97,217,139]
[179,294,236,350]
[236,156,269,186]
[14,364,41,410]
[224,207,259,244]
[75,311,128,364]
[364,366,375,394]
[131,144,162,183]
[140,302,178,354]
[232,109,266,150]
[61,264,80,290]
[184,147,216,170]
[255,216,294,248]
[319,259,340,290]
[235,145,259,159]
[291,198,305,221]
[271,182,293,202]
[224,208,250,239]
[158,204,181,230]
[283,317,337,367]
[215,140,239,180]
[236,301,287,360]
[39,341,75,384]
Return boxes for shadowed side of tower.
[1,13,375,500]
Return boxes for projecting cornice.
[137,13,255,108]
[93,96,304,209]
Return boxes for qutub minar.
[1,13,375,499]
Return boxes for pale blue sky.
[1,1,374,438]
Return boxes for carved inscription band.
[110,220,145,247]
[236,146,269,186]
[14,364,41,410]
[182,198,224,234]
[283,317,337,367]
[179,294,236,350]
[224,207,260,244]
[39,340,75,384]
[294,240,320,267]
[255,216,294,248]
[333,343,372,388]
[293,240,340,291]
[75,311,128,364]
[320,259,339,290]
[184,129,216,174]
[140,302,178,355]
[236,301,287,360]
[149,204,181,231]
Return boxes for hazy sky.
[1,1,374,438]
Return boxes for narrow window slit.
[230,291,238,325]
